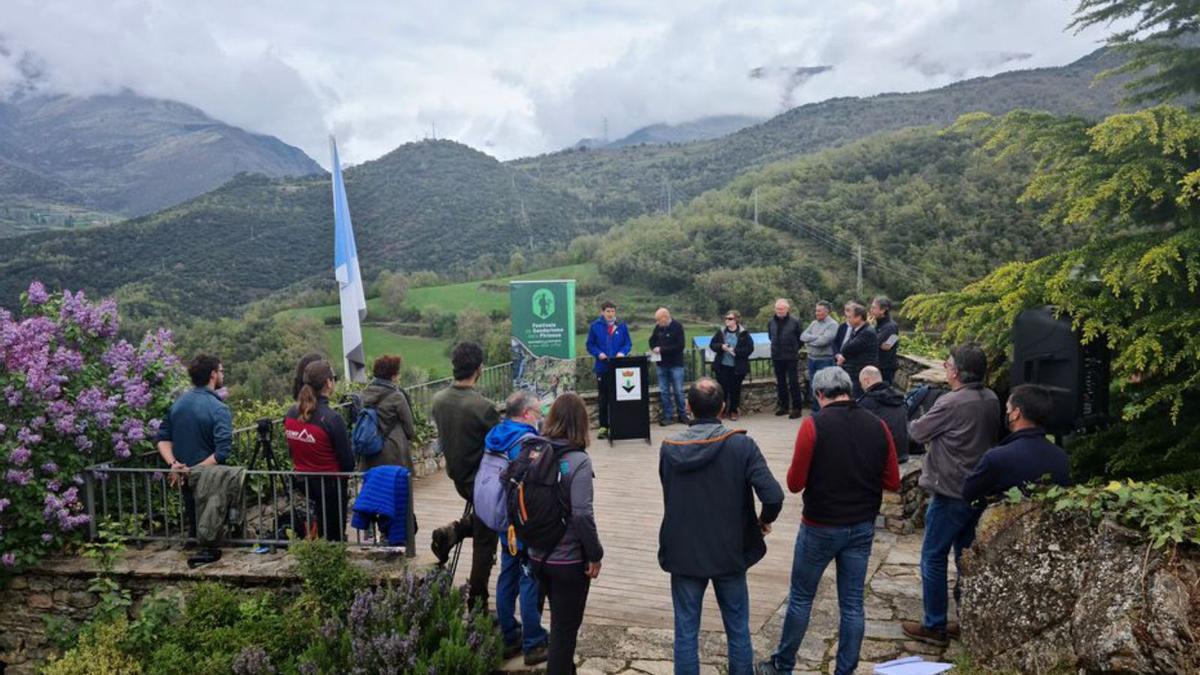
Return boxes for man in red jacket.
[758,366,900,675]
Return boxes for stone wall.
[880,456,926,535]
[0,547,408,673]
[961,503,1199,673]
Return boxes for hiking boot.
[430,526,456,566]
[502,639,522,660]
[658,417,673,427]
[901,620,948,646]
[597,427,609,439]
[523,643,548,666]
[947,621,961,641]
[773,407,788,416]
[755,660,782,675]
[679,414,691,425]
[789,408,803,419]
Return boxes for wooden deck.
[409,413,808,632]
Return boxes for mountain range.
[0,45,1137,322]
[572,115,765,150]
[0,91,322,235]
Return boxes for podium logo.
[532,288,556,320]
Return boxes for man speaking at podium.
[587,300,632,440]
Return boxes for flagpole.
[331,136,368,382]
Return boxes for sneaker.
[755,660,782,675]
[947,621,961,641]
[679,414,691,425]
[789,408,803,419]
[729,411,739,421]
[773,407,788,416]
[901,620,949,646]
[430,526,456,567]
[523,643,549,666]
[597,427,609,439]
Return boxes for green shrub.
[290,536,368,617]
[41,620,144,675]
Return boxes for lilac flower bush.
[0,282,181,575]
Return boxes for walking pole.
[447,501,472,579]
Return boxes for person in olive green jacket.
[358,355,417,471]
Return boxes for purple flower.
[41,533,53,543]
[27,281,49,305]
[8,447,32,466]
[16,427,41,446]
[41,462,59,474]
[6,469,33,486]
[47,480,61,492]
[1,553,15,568]
[74,435,94,452]
[0,498,10,512]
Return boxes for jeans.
[770,521,875,675]
[773,359,803,411]
[920,494,982,630]
[657,365,687,422]
[806,357,835,412]
[540,562,590,674]
[496,547,548,652]
[671,573,753,675]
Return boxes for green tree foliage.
[373,270,408,315]
[592,124,1084,319]
[906,105,1200,487]
[1072,0,1200,106]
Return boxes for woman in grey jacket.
[529,393,603,674]
[357,355,416,471]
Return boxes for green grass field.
[289,262,718,377]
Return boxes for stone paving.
[498,528,962,673]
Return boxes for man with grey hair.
[768,298,805,418]
[476,390,549,665]
[759,366,900,675]
[649,307,688,426]
[901,344,1001,647]
[801,300,839,412]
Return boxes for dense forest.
[589,123,1089,321]
[0,140,604,323]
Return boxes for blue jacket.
[586,317,633,375]
[961,427,1070,504]
[156,387,232,466]
[352,465,410,545]
[484,419,538,460]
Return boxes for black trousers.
[182,485,198,539]
[881,365,897,387]
[773,358,802,410]
[596,371,613,428]
[714,365,745,414]
[294,476,348,542]
[452,480,498,611]
[540,562,591,674]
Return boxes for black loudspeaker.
[1011,307,1110,434]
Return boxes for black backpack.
[500,436,572,553]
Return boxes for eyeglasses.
[724,316,736,321]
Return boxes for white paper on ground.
[873,656,953,675]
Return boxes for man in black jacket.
[871,297,900,386]
[859,366,909,463]
[961,384,1070,503]
[768,298,805,418]
[659,378,784,675]
[649,307,689,426]
[834,303,879,397]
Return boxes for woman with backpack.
[527,392,603,674]
[284,359,354,540]
[709,310,755,420]
[356,355,416,471]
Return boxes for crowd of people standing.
[153,295,1072,675]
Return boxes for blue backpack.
[352,407,385,457]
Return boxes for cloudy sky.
[0,0,1117,166]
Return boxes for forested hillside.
[592,121,1089,320]
[513,46,1129,223]
[0,140,602,323]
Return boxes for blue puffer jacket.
[586,317,633,375]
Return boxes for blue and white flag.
[331,136,368,382]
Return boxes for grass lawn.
[322,326,453,379]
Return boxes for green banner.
[510,280,576,398]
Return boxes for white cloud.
[0,0,1116,165]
